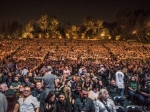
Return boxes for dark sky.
[0,0,150,26]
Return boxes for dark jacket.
[54,100,72,112]
[40,100,56,112]
[71,90,80,100]
[74,97,95,112]
[107,85,121,98]
[31,89,47,103]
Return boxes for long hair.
[44,91,56,103]
[6,94,17,112]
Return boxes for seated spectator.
[138,78,150,110]
[107,80,121,98]
[27,72,35,83]
[74,87,95,112]
[0,83,15,96]
[54,92,72,112]
[62,80,71,101]
[107,80,126,107]
[15,73,24,83]
[6,94,19,112]
[128,76,145,105]
[0,73,4,84]
[98,80,104,90]
[32,82,47,103]
[22,76,32,87]
[71,76,81,91]
[40,91,56,112]
[16,85,24,99]
[5,72,14,88]
[82,77,92,91]
[10,76,21,91]
[94,89,116,112]
[18,86,39,112]
[88,83,99,101]
[71,83,82,104]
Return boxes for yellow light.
[59,35,62,39]
[108,36,111,39]
[101,33,104,36]
[132,31,136,34]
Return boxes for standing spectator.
[42,66,57,95]
[21,66,28,76]
[94,89,116,112]
[32,82,47,103]
[101,68,109,87]
[0,92,7,112]
[98,64,105,80]
[63,66,70,78]
[54,93,72,112]
[74,87,95,112]
[78,65,84,76]
[114,67,126,96]
[78,65,87,76]
[18,86,39,112]
[40,91,56,112]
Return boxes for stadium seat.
[113,96,126,107]
[114,96,125,101]
[116,106,126,112]
[126,105,142,112]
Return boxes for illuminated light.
[108,36,111,39]
[132,30,136,34]
[115,35,120,40]
[59,35,62,39]
[101,33,104,36]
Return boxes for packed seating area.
[0,38,150,112]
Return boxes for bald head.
[0,83,8,92]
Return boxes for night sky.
[0,0,150,26]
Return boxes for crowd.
[0,38,150,112]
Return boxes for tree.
[10,21,22,38]
[115,8,136,37]
[25,21,34,33]
[48,16,59,37]
[82,16,95,38]
[38,14,49,33]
